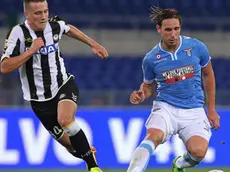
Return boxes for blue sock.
[127,140,155,172]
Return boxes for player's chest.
[24,32,60,56]
[153,48,200,74]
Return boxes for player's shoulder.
[144,45,161,61]
[5,24,23,39]
[7,24,22,33]
[48,15,64,22]
[48,15,67,29]
[181,35,205,47]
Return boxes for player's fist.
[130,90,145,104]
[208,109,220,130]
[31,37,45,53]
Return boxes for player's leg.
[57,77,100,172]
[31,99,76,152]
[127,101,173,172]
[174,108,212,170]
[31,97,98,170]
[173,136,209,172]
[127,128,164,172]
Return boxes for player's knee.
[188,145,207,159]
[146,128,164,147]
[63,120,81,136]
[58,116,73,128]
[187,136,208,159]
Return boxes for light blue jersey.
[142,36,211,108]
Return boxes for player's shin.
[127,140,155,172]
[64,121,98,170]
[176,152,203,168]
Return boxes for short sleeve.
[197,40,211,68]
[57,20,70,34]
[1,25,21,62]
[142,56,155,84]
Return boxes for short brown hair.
[150,6,182,26]
[24,0,46,4]
[23,0,46,11]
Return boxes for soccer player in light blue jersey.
[127,7,220,172]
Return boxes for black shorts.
[31,76,79,140]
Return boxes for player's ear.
[156,25,161,33]
[24,11,28,19]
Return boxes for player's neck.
[27,21,44,32]
[161,39,180,53]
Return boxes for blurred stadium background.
[0,0,230,172]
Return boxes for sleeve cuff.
[144,79,154,84]
[201,56,211,68]
[0,55,9,62]
[64,25,70,33]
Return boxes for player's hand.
[207,109,220,130]
[91,43,109,59]
[30,38,45,53]
[130,90,145,104]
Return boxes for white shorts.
[145,101,212,144]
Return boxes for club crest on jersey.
[53,34,59,41]
[183,47,194,57]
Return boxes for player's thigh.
[178,108,212,144]
[145,101,174,144]
[31,100,64,140]
[57,77,79,127]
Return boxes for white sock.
[127,140,155,172]
[176,152,203,168]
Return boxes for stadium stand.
[0,0,230,30]
[1,57,229,106]
[0,0,229,106]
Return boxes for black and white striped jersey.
[1,16,72,102]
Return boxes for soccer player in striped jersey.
[127,7,220,172]
[0,0,108,171]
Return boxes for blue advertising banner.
[0,108,229,169]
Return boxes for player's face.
[24,1,49,31]
[157,18,181,47]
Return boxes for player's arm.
[130,55,156,104]
[130,82,155,104]
[66,24,96,48]
[198,40,220,129]
[202,62,216,112]
[140,82,155,98]
[198,41,216,111]
[1,38,44,74]
[1,49,35,74]
[202,61,220,129]
[66,24,108,59]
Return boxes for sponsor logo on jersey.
[38,44,58,55]
[156,54,161,59]
[25,43,58,55]
[162,65,194,83]
[25,38,33,43]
